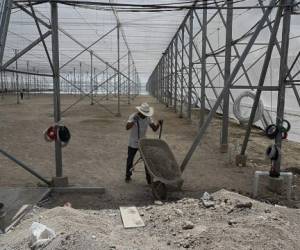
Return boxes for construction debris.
[29,222,56,250]
[1,190,300,249]
[201,192,215,208]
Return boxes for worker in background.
[125,102,162,183]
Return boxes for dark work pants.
[126,146,151,183]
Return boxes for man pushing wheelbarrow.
[125,102,162,183]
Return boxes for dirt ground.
[1,190,300,250]
[1,94,300,209]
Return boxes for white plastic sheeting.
[2,0,300,140]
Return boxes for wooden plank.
[119,206,145,228]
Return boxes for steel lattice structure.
[146,0,300,175]
[1,0,300,183]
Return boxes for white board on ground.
[119,206,145,228]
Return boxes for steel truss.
[146,0,300,176]
[0,0,141,181]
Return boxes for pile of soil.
[1,189,300,250]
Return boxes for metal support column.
[73,67,76,95]
[116,23,121,116]
[51,1,63,178]
[128,52,131,104]
[174,36,178,112]
[15,49,20,104]
[180,27,185,118]
[220,0,233,152]
[79,61,82,95]
[90,50,94,105]
[170,43,174,107]
[188,10,194,120]
[200,3,207,127]
[272,0,292,176]
[1,70,3,100]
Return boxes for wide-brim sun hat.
[136,102,154,117]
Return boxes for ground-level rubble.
[1,189,300,250]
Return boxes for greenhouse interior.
[1,0,300,249]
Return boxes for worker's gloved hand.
[158,119,163,125]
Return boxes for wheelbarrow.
[138,138,183,200]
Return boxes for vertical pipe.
[79,61,82,95]
[162,55,165,104]
[106,66,109,100]
[90,50,94,105]
[167,49,170,107]
[200,3,207,127]
[128,52,131,104]
[51,1,63,177]
[27,61,30,98]
[272,0,292,176]
[171,42,174,107]
[73,67,76,95]
[188,10,194,120]
[180,27,185,118]
[174,35,178,112]
[15,49,20,104]
[1,70,3,100]
[117,23,121,116]
[220,0,233,151]
[94,67,96,95]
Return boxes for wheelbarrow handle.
[159,120,164,139]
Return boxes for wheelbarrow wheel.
[151,181,167,200]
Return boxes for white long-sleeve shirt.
[127,112,153,148]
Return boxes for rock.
[91,235,96,239]
[172,232,176,236]
[174,208,184,216]
[235,202,252,209]
[183,242,190,248]
[167,241,171,245]
[145,206,152,211]
[264,209,271,213]
[201,192,215,208]
[110,246,116,249]
[185,234,191,239]
[182,221,194,230]
[163,217,170,222]
[202,200,215,208]
[227,208,234,214]
[228,220,237,226]
[154,200,163,205]
[201,192,212,201]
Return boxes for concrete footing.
[253,171,293,200]
[52,176,69,187]
[268,176,283,194]
[236,154,247,167]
